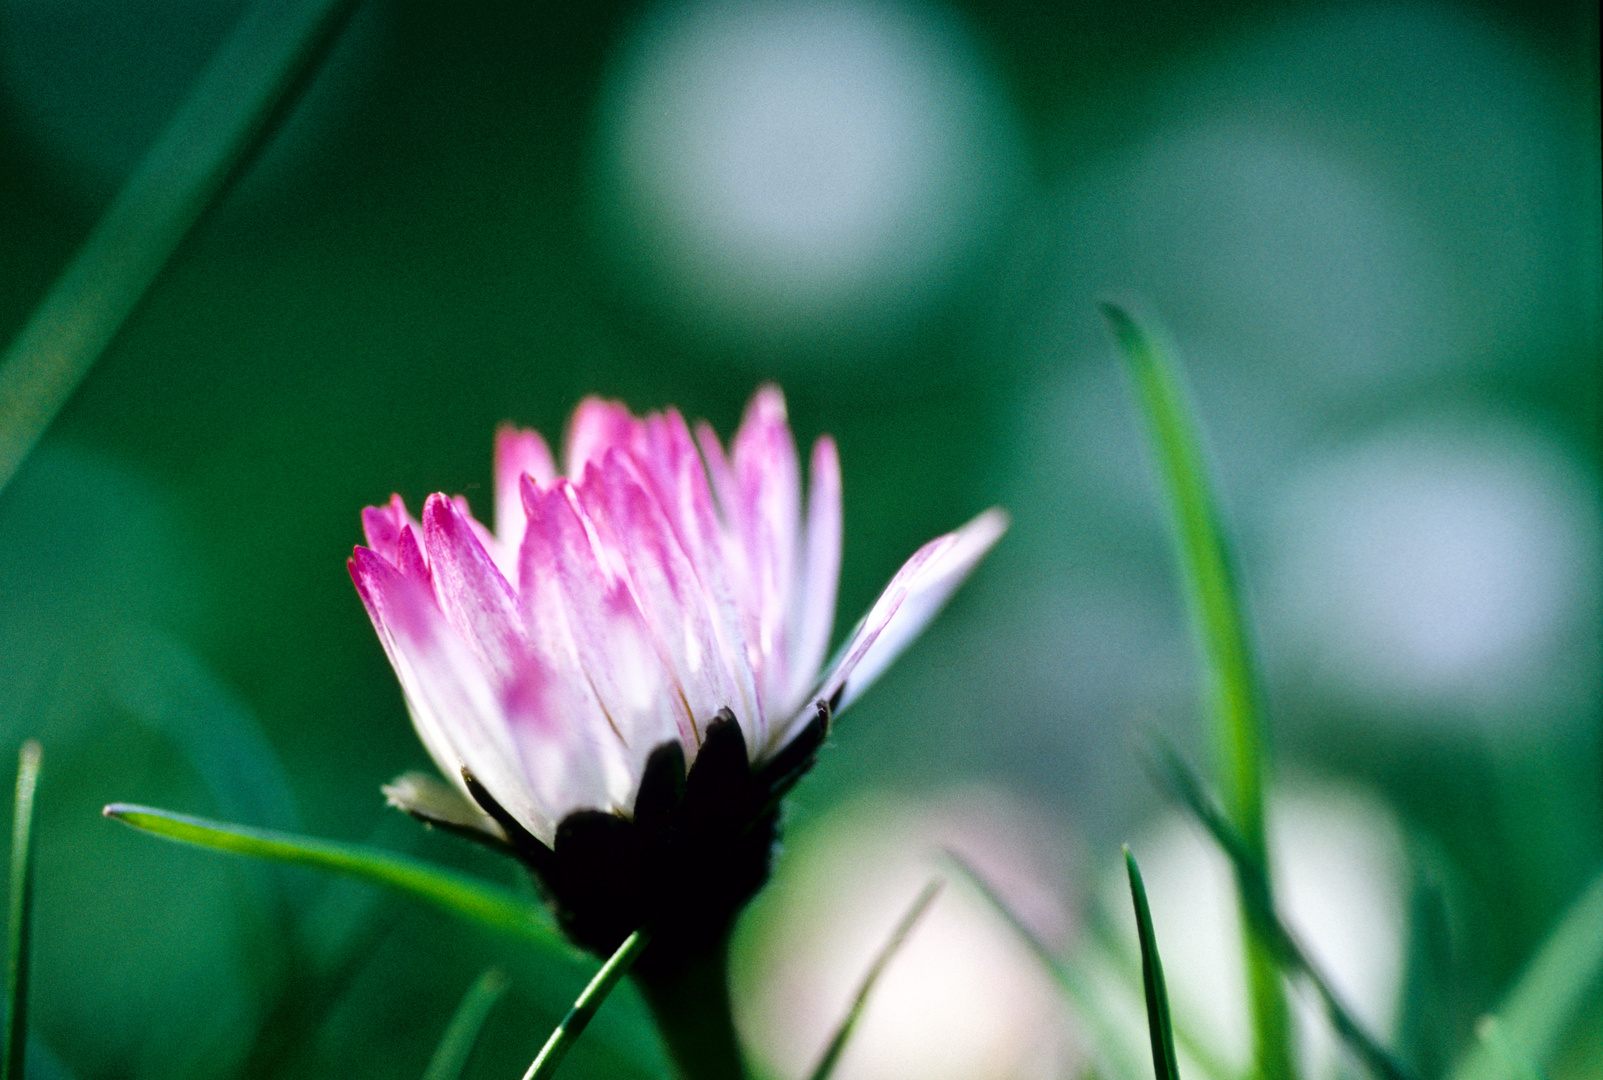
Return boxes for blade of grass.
[3,743,42,1080]
[1153,752,1418,1080]
[0,0,360,496]
[520,929,650,1080]
[1103,303,1290,1080]
[424,968,511,1080]
[1125,847,1182,1080]
[807,879,942,1080]
[1447,866,1603,1080]
[103,803,575,962]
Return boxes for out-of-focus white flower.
[349,384,1005,846]
[1266,415,1599,719]
[736,789,1079,1080]
[1107,785,1409,1080]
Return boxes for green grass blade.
[1153,753,1418,1080]
[103,803,574,961]
[0,0,360,496]
[1102,303,1290,1080]
[520,929,650,1080]
[807,879,942,1080]
[3,743,42,1080]
[1125,847,1182,1080]
[1447,867,1603,1080]
[423,968,511,1080]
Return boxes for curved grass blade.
[1447,867,1603,1080]
[103,803,575,961]
[424,968,511,1080]
[1102,303,1290,1080]
[1125,847,1181,1080]
[520,930,650,1080]
[807,879,943,1080]
[1153,751,1418,1080]
[4,743,42,1080]
[0,0,361,496]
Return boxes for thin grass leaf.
[1447,867,1603,1080]
[3,743,41,1080]
[0,0,360,496]
[103,803,574,961]
[1152,752,1419,1080]
[807,879,943,1080]
[1125,848,1182,1080]
[520,929,650,1080]
[423,968,511,1080]
[1102,303,1290,1080]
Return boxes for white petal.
[788,435,842,710]
[815,508,1008,718]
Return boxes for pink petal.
[813,508,1008,720]
[638,410,763,727]
[693,419,740,524]
[590,449,760,746]
[350,546,567,842]
[565,397,643,479]
[726,385,803,705]
[520,475,689,777]
[788,434,842,709]
[421,494,529,686]
[361,494,418,564]
[494,424,557,558]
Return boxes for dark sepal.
[681,709,757,824]
[428,707,827,976]
[531,706,828,975]
[755,699,830,803]
[632,739,687,833]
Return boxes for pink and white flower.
[350,385,1006,847]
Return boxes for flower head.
[350,385,1004,957]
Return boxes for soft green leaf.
[808,879,942,1080]
[521,929,650,1080]
[423,968,511,1080]
[4,742,41,1080]
[102,803,574,961]
[1448,868,1603,1080]
[1125,847,1181,1080]
[1103,303,1290,1079]
[0,0,361,496]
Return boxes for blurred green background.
[0,0,1597,1077]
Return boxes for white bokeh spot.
[594,0,1022,343]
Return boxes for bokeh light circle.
[1264,414,1600,721]
[592,0,1024,354]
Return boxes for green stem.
[633,934,747,1080]
[522,932,649,1080]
